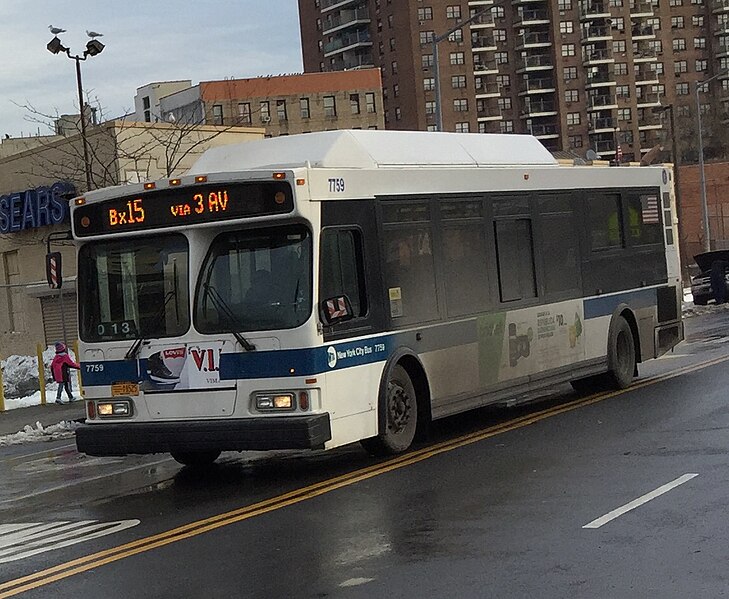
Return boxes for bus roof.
[188,130,558,173]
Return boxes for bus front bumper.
[75,413,332,456]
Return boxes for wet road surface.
[2,311,729,597]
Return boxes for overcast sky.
[0,0,303,138]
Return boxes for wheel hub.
[387,383,411,434]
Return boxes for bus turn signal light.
[195,175,208,183]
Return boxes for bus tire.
[361,364,418,457]
[170,450,221,467]
[604,316,636,390]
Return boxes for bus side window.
[319,228,367,319]
[494,218,537,303]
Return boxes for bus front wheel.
[605,316,636,390]
[170,450,221,467]
[361,364,418,456]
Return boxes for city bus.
[73,130,682,466]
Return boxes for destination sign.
[73,181,293,237]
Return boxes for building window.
[615,63,628,76]
[424,77,436,91]
[671,16,684,28]
[238,102,251,124]
[559,21,573,34]
[673,38,686,51]
[365,93,376,113]
[453,99,468,112]
[260,101,270,122]
[674,60,688,74]
[500,120,514,133]
[323,96,336,117]
[495,51,508,65]
[276,100,287,121]
[420,31,434,44]
[494,29,507,42]
[452,75,467,88]
[422,53,434,67]
[395,107,402,121]
[446,5,461,18]
[300,98,310,119]
[498,97,512,110]
[569,135,582,148]
[425,101,436,115]
[349,94,360,115]
[393,84,399,97]
[389,37,396,50]
[618,108,631,121]
[563,66,577,80]
[142,96,151,122]
[613,40,626,53]
[496,74,510,88]
[450,52,465,65]
[418,7,433,20]
[448,29,463,42]
[392,61,398,74]
[567,112,580,125]
[616,85,630,97]
[565,89,578,102]
[676,82,690,95]
[694,37,706,49]
[388,15,394,28]
[455,122,469,133]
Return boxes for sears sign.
[0,181,75,233]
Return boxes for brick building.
[135,70,385,135]
[299,0,729,161]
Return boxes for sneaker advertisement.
[142,342,231,392]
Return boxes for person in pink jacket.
[51,342,80,404]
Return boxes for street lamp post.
[47,34,105,192]
[695,70,728,252]
[432,6,495,132]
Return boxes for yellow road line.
[1,353,727,598]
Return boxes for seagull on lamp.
[86,30,103,39]
[48,25,67,35]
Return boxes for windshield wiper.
[125,290,178,360]
[203,283,256,352]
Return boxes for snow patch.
[0,420,80,446]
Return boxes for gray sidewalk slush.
[0,401,85,437]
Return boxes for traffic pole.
[37,344,47,406]
[0,362,5,412]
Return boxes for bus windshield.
[78,234,190,342]
[194,225,312,333]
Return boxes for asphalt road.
[2,310,729,598]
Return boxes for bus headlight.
[97,400,133,417]
[255,393,295,411]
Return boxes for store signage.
[0,181,75,234]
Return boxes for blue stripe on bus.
[80,360,140,386]
[80,335,398,386]
[583,288,657,320]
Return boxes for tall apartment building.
[135,70,384,136]
[299,0,728,162]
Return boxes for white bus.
[73,130,682,466]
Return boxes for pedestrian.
[51,342,80,404]
[710,259,728,305]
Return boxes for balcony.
[471,34,497,51]
[585,67,616,88]
[322,7,370,34]
[528,122,560,139]
[324,30,372,56]
[713,0,729,12]
[320,0,359,13]
[593,137,616,155]
[634,65,660,85]
[579,1,610,20]
[632,23,656,40]
[517,53,553,72]
[469,11,495,29]
[326,53,374,71]
[639,132,662,153]
[476,98,504,121]
[583,47,614,65]
[588,116,617,133]
[473,59,499,75]
[514,8,550,27]
[636,91,661,107]
[521,98,557,118]
[633,45,658,62]
[518,76,556,95]
[629,0,654,17]
[587,93,617,110]
[475,79,503,98]
[581,24,612,42]
[516,31,551,49]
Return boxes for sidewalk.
[0,401,85,437]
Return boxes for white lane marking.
[0,520,140,564]
[0,443,77,465]
[583,473,698,529]
[339,578,375,588]
[0,457,172,505]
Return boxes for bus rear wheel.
[604,316,636,390]
[361,364,418,457]
[170,450,221,467]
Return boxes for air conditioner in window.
[261,116,271,123]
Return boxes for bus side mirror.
[321,295,354,325]
[46,252,63,289]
